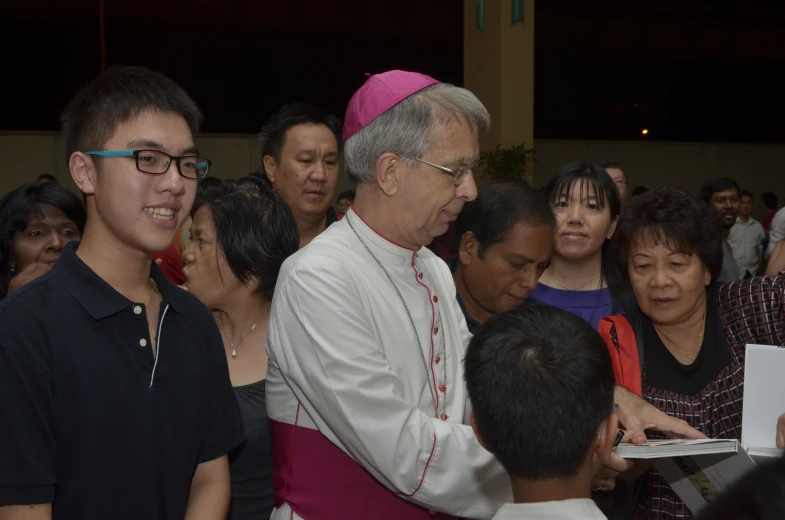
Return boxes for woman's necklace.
[347,217,448,420]
[548,269,600,291]
[216,312,265,358]
[659,313,706,362]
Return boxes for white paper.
[742,345,785,450]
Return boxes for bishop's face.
[397,117,480,249]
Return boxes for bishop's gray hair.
[343,83,491,184]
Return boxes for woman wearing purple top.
[531,163,625,329]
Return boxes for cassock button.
[440,413,449,421]
[418,272,423,279]
[433,327,439,334]
[439,384,447,392]
[429,510,437,516]
[433,295,439,303]
[435,356,441,364]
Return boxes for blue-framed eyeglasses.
[401,154,476,186]
[85,149,211,180]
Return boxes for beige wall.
[2,132,780,218]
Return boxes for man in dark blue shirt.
[0,66,244,520]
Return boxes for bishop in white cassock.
[266,71,510,519]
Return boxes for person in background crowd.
[182,180,299,520]
[0,182,85,299]
[453,178,554,334]
[728,190,765,278]
[335,189,355,219]
[700,177,741,283]
[766,240,785,275]
[631,186,649,197]
[259,103,342,248]
[602,161,628,202]
[532,163,624,330]
[599,187,785,519]
[761,191,778,236]
[767,198,785,258]
[36,173,58,184]
[0,66,244,520]
[465,304,617,520]
[178,175,222,254]
[694,454,785,520]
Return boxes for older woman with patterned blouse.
[598,187,785,519]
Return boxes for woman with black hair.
[600,187,785,519]
[0,182,86,298]
[531,162,625,329]
[181,179,299,520]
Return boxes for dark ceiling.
[2,0,784,142]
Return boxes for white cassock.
[266,208,511,520]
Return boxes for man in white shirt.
[768,205,785,256]
[466,304,613,519]
[728,190,765,278]
[265,70,705,520]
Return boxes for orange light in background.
[641,129,649,135]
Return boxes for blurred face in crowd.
[336,197,352,218]
[459,221,553,316]
[395,117,479,249]
[628,233,711,326]
[708,187,740,230]
[182,205,244,309]
[605,167,628,202]
[551,181,617,262]
[264,123,339,220]
[71,109,198,253]
[739,194,753,219]
[12,203,81,271]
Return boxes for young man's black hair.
[465,303,618,516]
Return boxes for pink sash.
[271,416,461,519]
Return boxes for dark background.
[2,0,784,142]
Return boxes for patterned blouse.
[605,274,785,519]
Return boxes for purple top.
[529,284,616,330]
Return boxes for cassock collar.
[346,208,416,267]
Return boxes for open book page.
[652,449,756,514]
[742,344,785,451]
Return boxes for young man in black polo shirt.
[0,67,245,520]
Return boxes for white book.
[616,439,757,514]
[741,344,785,459]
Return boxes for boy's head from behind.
[465,303,617,483]
[61,66,204,254]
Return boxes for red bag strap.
[598,316,642,397]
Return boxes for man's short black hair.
[258,102,343,165]
[762,192,778,210]
[464,303,615,479]
[60,66,202,165]
[37,173,58,184]
[337,190,355,202]
[601,162,626,179]
[455,178,555,258]
[699,177,740,204]
[740,190,753,200]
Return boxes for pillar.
[464,0,535,182]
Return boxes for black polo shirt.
[0,243,245,519]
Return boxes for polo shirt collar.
[56,242,187,320]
